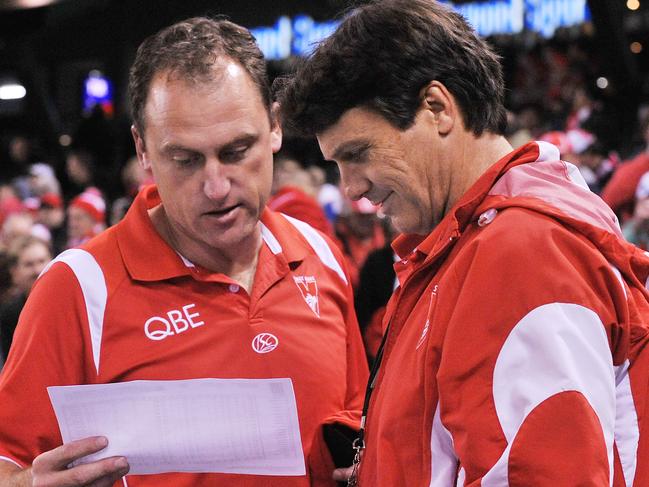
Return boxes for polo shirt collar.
[117,185,306,282]
[117,185,191,281]
[258,208,310,265]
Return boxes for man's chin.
[206,221,259,247]
[391,215,410,235]
[393,219,432,236]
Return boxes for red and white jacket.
[357,141,649,486]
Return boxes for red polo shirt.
[0,185,368,486]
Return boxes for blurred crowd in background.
[1,37,649,368]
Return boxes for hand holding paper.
[47,378,305,476]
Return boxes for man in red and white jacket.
[276,0,649,485]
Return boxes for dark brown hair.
[128,17,270,134]
[274,0,507,137]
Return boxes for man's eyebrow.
[161,143,194,154]
[160,134,258,154]
[331,140,372,162]
[221,133,258,150]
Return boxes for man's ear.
[420,81,456,136]
[131,125,152,172]
[270,102,283,154]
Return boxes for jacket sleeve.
[0,262,94,467]
[436,215,628,486]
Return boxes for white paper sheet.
[47,378,305,476]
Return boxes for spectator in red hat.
[66,187,105,249]
[39,193,62,214]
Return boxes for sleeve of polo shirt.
[0,262,91,467]
[436,210,628,486]
[314,230,369,409]
[336,244,369,412]
[307,237,369,484]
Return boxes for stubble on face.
[137,62,279,271]
[318,107,446,236]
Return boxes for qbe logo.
[252,333,279,354]
[144,303,204,341]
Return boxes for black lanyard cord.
[355,322,390,450]
[347,324,391,486]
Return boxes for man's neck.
[148,205,262,293]
[445,132,513,214]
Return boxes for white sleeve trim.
[614,360,640,487]
[41,249,107,375]
[281,214,348,284]
[429,402,459,486]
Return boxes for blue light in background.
[524,0,591,38]
[292,15,339,57]
[83,70,113,114]
[251,0,591,61]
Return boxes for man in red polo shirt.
[0,18,367,487]
[275,1,649,485]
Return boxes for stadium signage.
[251,0,590,61]
[444,0,591,38]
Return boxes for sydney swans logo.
[293,275,320,317]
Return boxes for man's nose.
[203,160,231,201]
[339,164,369,201]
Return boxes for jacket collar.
[393,141,542,262]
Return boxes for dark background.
[0,0,648,171]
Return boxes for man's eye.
[221,147,249,163]
[343,146,370,163]
[172,154,200,166]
